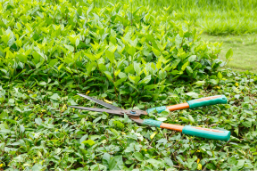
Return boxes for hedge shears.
[68,94,230,141]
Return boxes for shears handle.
[142,119,230,141]
[146,95,227,113]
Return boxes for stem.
[112,64,118,97]
[66,11,68,23]
[180,36,184,48]
[130,0,133,26]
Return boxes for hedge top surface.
[0,0,225,101]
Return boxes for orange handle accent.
[192,126,224,133]
[166,103,189,111]
[160,123,184,132]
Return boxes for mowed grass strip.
[201,34,257,73]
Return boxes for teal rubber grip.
[182,125,230,141]
[146,106,166,114]
[142,119,163,127]
[187,95,227,109]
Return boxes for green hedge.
[0,0,226,101]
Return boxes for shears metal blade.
[68,94,147,119]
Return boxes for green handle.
[146,95,227,114]
[141,119,230,141]
[187,95,227,109]
[146,106,166,114]
[142,119,162,127]
[182,125,230,141]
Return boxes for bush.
[0,0,224,101]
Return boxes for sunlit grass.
[201,34,257,73]
[96,0,257,10]
[94,0,257,35]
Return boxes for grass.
[95,0,257,35]
[201,34,257,73]
[97,0,257,10]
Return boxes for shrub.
[0,0,224,100]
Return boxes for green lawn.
[201,34,257,73]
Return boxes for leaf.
[114,78,127,87]
[171,70,182,75]
[150,131,157,139]
[90,164,106,171]
[118,72,127,79]
[242,121,251,127]
[152,47,160,56]
[75,38,80,47]
[163,6,170,11]
[226,48,233,60]
[236,160,245,169]
[103,153,110,163]
[20,125,25,133]
[194,81,205,87]
[188,55,197,62]
[206,163,216,170]
[125,82,139,92]
[35,118,42,125]
[104,99,113,104]
[80,135,88,144]
[158,70,167,80]
[105,50,115,63]
[69,35,80,47]
[186,92,199,98]
[82,139,95,146]
[58,63,64,70]
[134,62,141,75]
[84,52,96,61]
[164,157,173,167]
[156,117,167,121]
[68,98,78,105]
[188,114,195,123]
[197,163,202,170]
[133,152,144,161]
[186,66,193,74]
[38,81,47,86]
[104,71,113,81]
[170,59,181,69]
[113,121,124,129]
[126,45,136,56]
[125,64,135,74]
[156,56,165,69]
[48,59,58,67]
[209,79,218,85]
[139,75,151,85]
[179,117,189,122]
[32,164,43,171]
[108,158,117,170]
[181,61,190,71]
[87,4,94,15]
[147,159,164,169]
[128,75,140,84]
[217,72,222,79]
[50,93,60,100]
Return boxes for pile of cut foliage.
[0,70,257,170]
